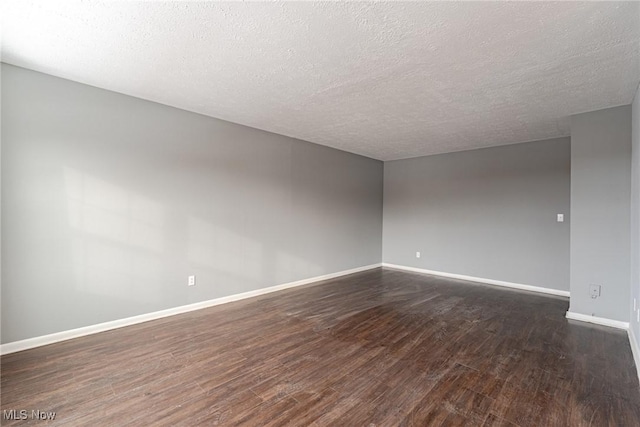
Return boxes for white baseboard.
[382,263,570,297]
[629,327,640,385]
[565,311,630,330]
[0,263,381,355]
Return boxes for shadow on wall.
[64,166,167,305]
[187,215,323,288]
[62,166,322,306]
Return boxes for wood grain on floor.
[2,268,639,426]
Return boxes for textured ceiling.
[2,1,639,160]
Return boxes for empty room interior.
[2,1,640,426]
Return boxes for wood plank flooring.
[2,267,639,426]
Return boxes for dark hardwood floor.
[2,267,639,426]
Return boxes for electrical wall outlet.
[589,284,600,299]
[416,251,421,259]
[188,275,196,286]
[557,214,564,222]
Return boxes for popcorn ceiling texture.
[2,1,639,160]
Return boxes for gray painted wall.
[632,88,640,337]
[569,105,631,322]
[1,64,383,343]
[383,138,571,291]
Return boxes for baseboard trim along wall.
[0,263,381,355]
[627,328,640,381]
[565,311,630,330]
[382,263,570,297]
[629,327,640,385]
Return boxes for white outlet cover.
[557,214,564,222]
[416,252,421,258]
[188,275,196,286]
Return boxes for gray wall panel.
[569,105,631,322]
[383,138,571,291]
[0,64,383,343]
